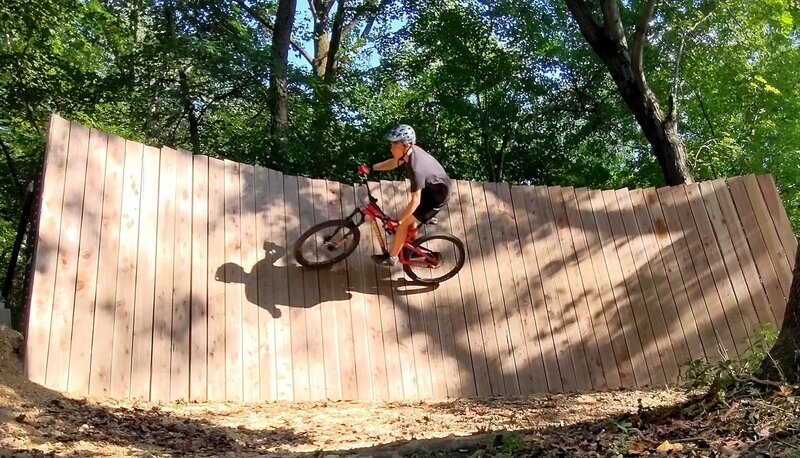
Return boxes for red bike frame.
[344,177,439,268]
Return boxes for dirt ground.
[1,325,798,457]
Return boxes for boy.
[367,124,452,266]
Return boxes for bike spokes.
[402,233,465,283]
[294,220,361,267]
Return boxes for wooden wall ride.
[24,115,796,402]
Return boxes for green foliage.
[0,0,799,328]
[684,325,780,400]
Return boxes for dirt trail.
[10,325,785,457]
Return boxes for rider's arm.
[398,190,422,224]
[372,157,400,171]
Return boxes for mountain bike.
[293,166,466,284]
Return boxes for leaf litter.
[1,326,798,457]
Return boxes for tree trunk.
[312,0,331,77]
[758,244,800,383]
[564,0,694,186]
[324,0,346,83]
[164,4,201,154]
[270,0,297,138]
[599,50,693,186]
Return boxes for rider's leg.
[390,218,417,257]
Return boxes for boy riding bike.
[364,124,452,267]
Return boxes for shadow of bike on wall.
[215,241,438,319]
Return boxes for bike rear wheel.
[402,233,465,284]
[294,219,361,268]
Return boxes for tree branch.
[0,138,24,195]
[600,0,626,45]
[237,0,314,66]
[632,0,658,76]
[341,0,387,43]
[671,12,714,120]
[564,0,603,45]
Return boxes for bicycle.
[293,166,466,284]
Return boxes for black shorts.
[413,187,448,224]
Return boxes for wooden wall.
[24,115,796,402]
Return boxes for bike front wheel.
[294,219,361,268]
[402,233,466,284]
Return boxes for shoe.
[371,253,398,266]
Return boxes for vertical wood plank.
[458,180,504,394]
[743,175,793,297]
[313,177,343,400]
[486,183,533,394]
[26,115,70,385]
[526,186,575,391]
[46,122,90,391]
[714,180,776,327]
[239,163,261,402]
[686,183,749,356]
[130,146,163,399]
[375,180,404,400]
[67,129,108,394]
[292,177,325,399]
[511,185,561,392]
[553,186,604,390]
[358,179,389,400]
[304,178,328,400]
[549,186,594,390]
[255,166,277,401]
[109,140,143,398]
[578,189,634,387]
[340,181,373,400]
[290,176,314,402]
[443,190,478,397]
[223,160,243,402]
[564,187,620,389]
[630,189,689,377]
[699,181,762,340]
[449,181,491,396]
[206,158,226,401]
[613,188,669,385]
[644,187,706,363]
[387,179,419,399]
[169,149,193,401]
[670,186,738,359]
[275,173,295,400]
[657,186,720,361]
[756,175,797,265]
[87,134,125,397]
[473,181,518,395]
[190,155,209,401]
[727,177,785,324]
[150,147,177,401]
[329,180,357,400]
[597,189,652,386]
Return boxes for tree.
[758,245,800,383]
[269,0,298,140]
[563,0,694,186]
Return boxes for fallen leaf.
[779,385,794,396]
[629,442,648,454]
[656,440,684,452]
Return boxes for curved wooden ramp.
[24,115,795,402]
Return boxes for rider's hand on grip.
[358,164,370,177]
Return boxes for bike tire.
[403,233,466,284]
[294,219,361,268]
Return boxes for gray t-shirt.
[404,145,451,203]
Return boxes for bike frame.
[343,177,439,268]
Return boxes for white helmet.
[385,124,416,145]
